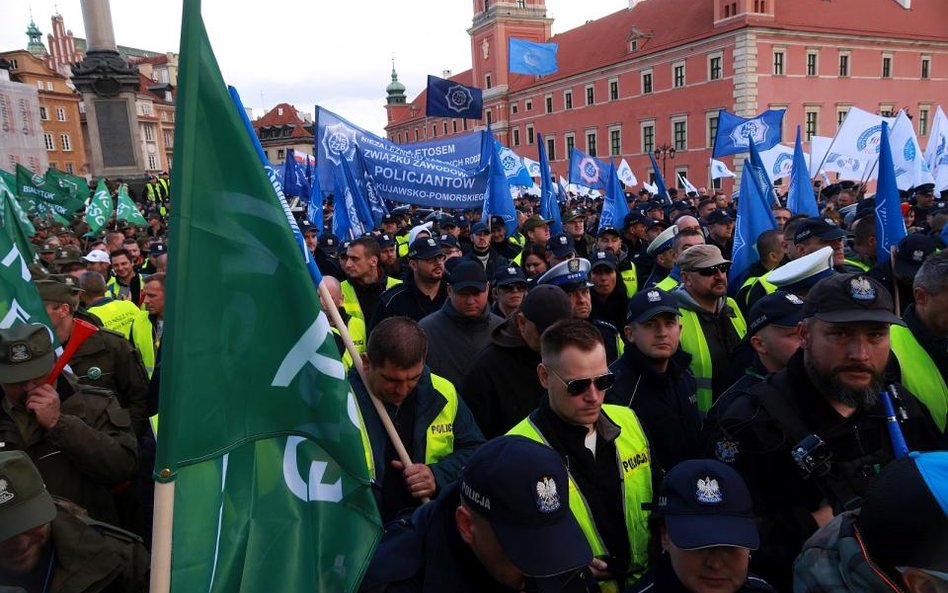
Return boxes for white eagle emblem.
[647,290,661,302]
[785,294,804,305]
[9,344,30,363]
[535,476,560,513]
[0,476,13,504]
[912,249,925,263]
[849,276,876,301]
[696,476,723,504]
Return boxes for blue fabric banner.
[713,109,785,157]
[425,75,483,119]
[647,152,669,202]
[316,107,489,209]
[508,38,559,75]
[875,122,908,263]
[537,132,562,234]
[568,148,609,190]
[480,133,519,237]
[497,140,534,187]
[748,139,777,207]
[787,127,819,217]
[599,162,631,234]
[730,159,778,291]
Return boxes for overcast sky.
[2,0,628,134]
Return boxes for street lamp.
[654,144,676,178]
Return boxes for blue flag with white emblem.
[599,162,631,234]
[647,152,669,202]
[875,122,908,263]
[787,126,819,217]
[282,148,311,198]
[426,75,483,119]
[496,139,534,187]
[481,133,518,236]
[508,38,558,75]
[308,165,325,233]
[568,148,609,190]
[747,139,777,206]
[713,109,784,157]
[731,159,777,292]
[537,132,562,234]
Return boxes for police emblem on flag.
[579,157,600,185]
[535,476,560,512]
[321,122,357,166]
[856,125,884,155]
[730,119,769,148]
[445,84,474,114]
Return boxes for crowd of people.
[1,176,947,593]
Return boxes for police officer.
[371,236,448,331]
[341,236,402,322]
[607,288,700,473]
[38,278,150,440]
[643,225,679,289]
[653,229,705,292]
[508,319,654,590]
[889,250,948,432]
[359,436,595,593]
[0,451,150,592]
[0,323,139,525]
[490,264,528,318]
[703,273,944,591]
[318,276,366,372]
[564,209,596,258]
[537,258,623,364]
[350,317,484,523]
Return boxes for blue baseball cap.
[626,288,680,324]
[448,260,488,292]
[408,236,442,260]
[460,436,592,578]
[746,291,805,336]
[589,250,617,271]
[546,233,576,259]
[657,459,759,550]
[494,264,528,287]
[471,222,489,235]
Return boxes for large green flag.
[115,183,148,226]
[85,179,113,236]
[46,167,90,203]
[156,1,380,590]
[15,164,84,216]
[0,178,50,329]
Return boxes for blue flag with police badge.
[426,75,483,119]
[481,134,518,236]
[537,132,562,235]
[509,38,558,76]
[308,166,325,233]
[647,152,670,202]
[713,109,784,157]
[787,126,819,217]
[599,162,631,234]
[496,139,534,187]
[568,148,609,190]
[747,139,777,206]
[875,122,908,263]
[731,159,777,292]
[282,148,311,198]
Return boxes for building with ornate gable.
[385,0,948,190]
[252,103,315,165]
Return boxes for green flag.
[0,178,35,237]
[0,169,16,192]
[46,167,90,203]
[0,178,50,329]
[156,1,380,590]
[85,179,113,236]
[15,164,84,216]
[115,184,148,226]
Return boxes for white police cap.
[768,246,834,292]
[646,225,679,256]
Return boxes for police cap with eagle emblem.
[0,323,56,384]
[656,458,759,550]
[536,258,592,292]
[459,435,592,581]
[803,273,904,325]
[626,288,680,324]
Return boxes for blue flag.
[568,148,609,190]
[425,75,483,119]
[747,139,777,207]
[229,86,322,287]
[481,133,518,236]
[537,132,562,234]
[875,122,908,263]
[508,38,558,75]
[599,162,631,234]
[333,160,369,240]
[496,139,534,187]
[647,152,669,202]
[282,148,311,198]
[787,126,819,217]
[308,166,325,233]
[713,109,785,157]
[731,159,778,291]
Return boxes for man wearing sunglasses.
[508,319,655,591]
[673,244,747,412]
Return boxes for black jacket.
[607,345,700,473]
[462,249,508,282]
[628,555,776,593]
[702,349,944,591]
[459,318,544,439]
[370,277,448,332]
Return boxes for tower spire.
[386,56,406,105]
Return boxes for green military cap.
[39,240,59,254]
[36,276,82,304]
[52,245,82,266]
[0,451,57,541]
[0,323,55,384]
[562,210,584,223]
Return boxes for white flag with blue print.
[889,110,934,191]
[710,159,736,180]
[617,159,638,187]
[925,106,948,193]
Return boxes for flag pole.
[316,280,429,503]
[889,245,901,317]
[150,480,175,593]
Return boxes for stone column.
[80,0,117,52]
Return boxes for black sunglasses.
[546,366,615,396]
[695,264,730,276]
